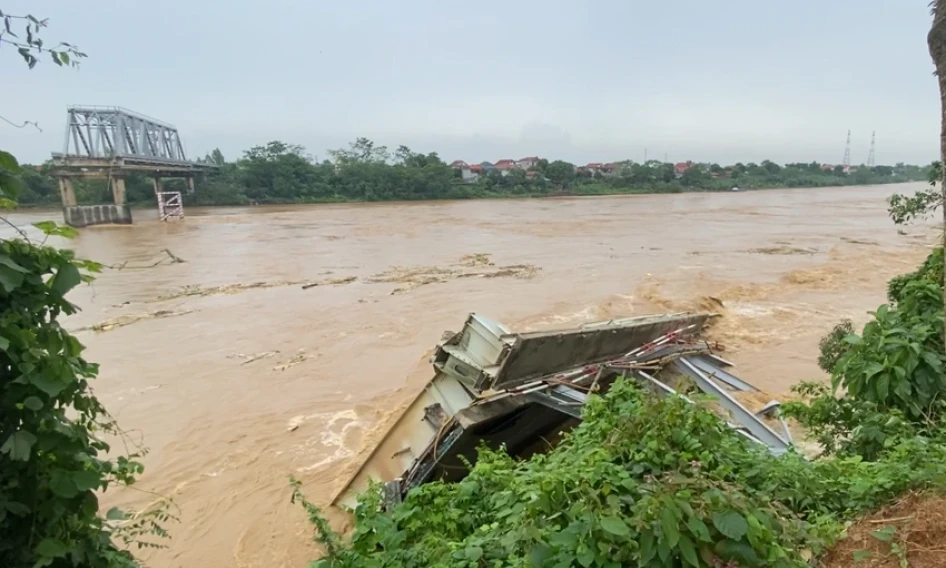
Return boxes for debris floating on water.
[457,253,494,267]
[273,350,308,372]
[78,309,194,333]
[155,281,306,301]
[124,254,534,303]
[109,248,186,270]
[227,351,281,365]
[301,276,357,290]
[368,254,540,294]
[749,246,817,255]
[840,237,880,246]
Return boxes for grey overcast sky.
[2,0,939,166]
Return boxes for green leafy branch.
[0,11,86,69]
[887,161,942,224]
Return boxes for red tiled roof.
[469,164,483,172]
[586,163,603,169]
[495,159,516,169]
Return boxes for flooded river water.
[2,182,937,567]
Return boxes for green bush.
[887,247,943,305]
[2,150,170,567]
[832,250,945,420]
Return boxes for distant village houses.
[674,162,693,177]
[448,160,479,183]
[577,163,619,175]
[447,158,534,183]
[448,156,634,184]
[494,159,518,173]
[516,156,540,169]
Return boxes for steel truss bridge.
[49,106,216,226]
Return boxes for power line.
[842,130,851,168]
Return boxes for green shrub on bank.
[1,150,171,567]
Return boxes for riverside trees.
[16,139,930,207]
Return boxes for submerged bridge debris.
[333,312,791,510]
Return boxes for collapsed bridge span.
[333,312,791,510]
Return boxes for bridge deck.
[50,154,217,178]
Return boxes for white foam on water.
[288,409,365,473]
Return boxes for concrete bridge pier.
[58,174,132,228]
[111,177,127,206]
[58,177,76,207]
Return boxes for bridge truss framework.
[49,106,216,226]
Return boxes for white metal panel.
[426,374,476,416]
[459,313,510,367]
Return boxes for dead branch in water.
[107,249,186,270]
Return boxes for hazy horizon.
[3,0,939,166]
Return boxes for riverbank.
[13,176,929,211]
[16,147,929,208]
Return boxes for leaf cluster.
[833,249,945,420]
[886,160,942,224]
[0,11,86,69]
[784,248,946,461]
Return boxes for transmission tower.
[866,131,876,168]
[842,130,851,169]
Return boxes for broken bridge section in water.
[49,106,217,227]
[333,312,793,510]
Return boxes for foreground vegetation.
[294,245,946,567]
[17,138,930,207]
[4,4,946,568]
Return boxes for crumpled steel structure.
[333,312,790,510]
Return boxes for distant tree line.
[15,138,932,207]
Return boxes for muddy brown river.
[1,182,937,567]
